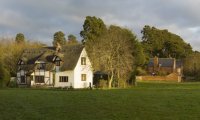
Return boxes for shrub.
[8,77,18,88]
[118,79,128,88]
[99,79,108,89]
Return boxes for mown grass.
[1,82,200,120]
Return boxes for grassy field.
[1,82,200,120]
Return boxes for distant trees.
[67,34,79,45]
[52,31,66,46]
[133,40,146,67]
[15,33,25,44]
[0,38,42,87]
[183,52,200,81]
[132,40,147,76]
[141,25,193,58]
[53,32,79,46]
[0,57,10,87]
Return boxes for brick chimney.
[153,56,158,72]
[56,42,61,53]
[173,58,176,73]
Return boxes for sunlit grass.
[1,82,200,120]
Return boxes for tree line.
[0,36,42,87]
[0,16,198,88]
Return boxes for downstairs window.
[21,76,25,83]
[35,76,45,83]
[59,76,68,82]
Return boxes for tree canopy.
[141,25,193,58]
[80,16,107,43]
[0,38,42,87]
[15,33,25,44]
[52,31,66,46]
[67,34,79,45]
[183,51,200,81]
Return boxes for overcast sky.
[0,0,200,50]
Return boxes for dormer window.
[18,60,25,71]
[18,60,24,65]
[55,61,60,66]
[35,60,46,70]
[81,57,86,65]
[53,56,61,66]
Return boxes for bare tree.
[88,25,136,88]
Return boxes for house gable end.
[74,48,92,71]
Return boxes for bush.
[8,77,18,88]
[0,63,10,88]
[99,79,108,89]
[118,79,127,88]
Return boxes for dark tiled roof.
[176,60,182,68]
[148,58,182,68]
[20,64,35,71]
[60,45,84,71]
[148,59,154,67]
[159,58,174,67]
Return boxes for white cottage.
[17,44,93,88]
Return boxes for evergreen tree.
[0,58,10,87]
[80,16,107,43]
[141,25,193,58]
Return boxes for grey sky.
[0,0,200,50]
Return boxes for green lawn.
[1,82,200,120]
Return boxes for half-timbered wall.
[31,70,53,85]
[17,70,27,84]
